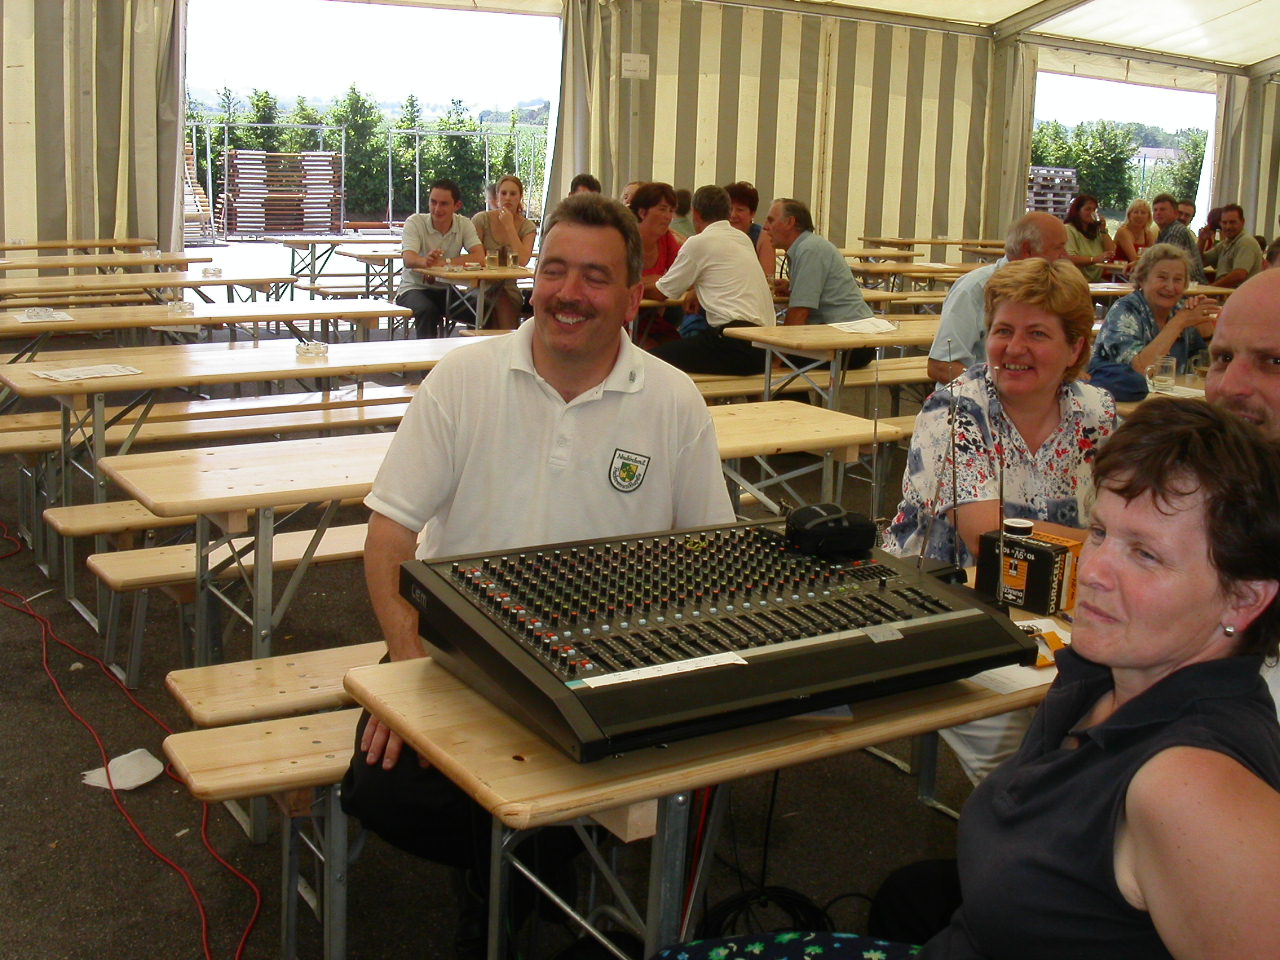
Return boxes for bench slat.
[164,708,360,802]
[88,522,368,591]
[166,641,386,726]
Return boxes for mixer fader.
[402,521,1035,761]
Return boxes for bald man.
[1204,268,1280,707]
[926,212,1070,385]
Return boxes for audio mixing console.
[401,521,1035,761]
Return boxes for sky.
[188,0,1217,136]
[186,0,563,112]
[1034,72,1216,132]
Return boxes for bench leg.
[123,589,150,689]
[322,786,349,960]
[281,811,301,959]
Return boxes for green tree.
[1030,120,1071,167]
[240,89,282,152]
[426,99,487,213]
[1068,120,1137,208]
[280,97,326,153]
[1164,128,1207,201]
[391,94,428,218]
[327,84,389,219]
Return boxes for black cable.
[757,770,781,887]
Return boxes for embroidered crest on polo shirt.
[609,448,650,493]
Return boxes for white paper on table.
[967,617,1069,694]
[19,310,73,323]
[830,317,898,334]
[1162,384,1204,398]
[32,364,141,382]
[81,748,164,790]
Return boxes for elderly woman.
[1091,243,1219,376]
[655,399,1280,960]
[469,175,537,329]
[1064,193,1116,281]
[885,258,1116,569]
[723,180,777,279]
[1114,198,1158,262]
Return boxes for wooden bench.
[88,523,369,687]
[295,282,377,300]
[165,708,362,959]
[695,355,931,403]
[0,400,412,458]
[0,382,415,434]
[166,640,385,727]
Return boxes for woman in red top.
[629,182,684,347]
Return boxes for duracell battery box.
[975,529,1082,615]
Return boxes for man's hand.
[361,714,429,770]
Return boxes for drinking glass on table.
[1145,355,1177,394]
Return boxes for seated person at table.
[568,172,601,194]
[926,211,1069,385]
[1091,243,1219,377]
[670,188,696,239]
[764,197,875,368]
[885,259,1115,783]
[1153,192,1206,283]
[1063,193,1115,282]
[470,174,538,329]
[723,180,777,279]
[650,185,776,375]
[630,181,685,346]
[396,177,484,338]
[1114,198,1158,263]
[669,399,1280,960]
[1267,237,1280,268]
[341,193,733,957]
[1197,205,1223,253]
[1200,203,1264,288]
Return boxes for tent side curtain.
[0,0,182,248]
[554,0,993,247]
[1213,75,1280,236]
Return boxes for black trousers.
[396,286,450,339]
[651,324,764,376]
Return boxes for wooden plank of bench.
[166,641,386,726]
[696,356,931,401]
[0,402,410,456]
[878,413,918,438]
[164,708,361,802]
[88,523,368,591]
[295,283,374,298]
[0,382,416,434]
[44,499,192,536]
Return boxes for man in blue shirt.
[765,197,874,328]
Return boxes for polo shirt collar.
[508,321,645,398]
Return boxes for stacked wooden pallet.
[218,150,342,237]
[182,143,215,244]
[1026,165,1078,217]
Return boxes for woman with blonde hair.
[1114,198,1158,262]
[470,175,537,329]
[885,257,1116,568]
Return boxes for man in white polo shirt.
[343,192,734,956]
[651,184,777,375]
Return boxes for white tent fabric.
[3,0,1279,248]
[0,0,183,249]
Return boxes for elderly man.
[925,212,1069,385]
[765,197,873,327]
[343,192,734,956]
[1153,192,1206,283]
[396,177,486,338]
[651,185,777,375]
[1202,203,1264,288]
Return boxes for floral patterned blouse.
[1091,289,1206,374]
[883,364,1116,566]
